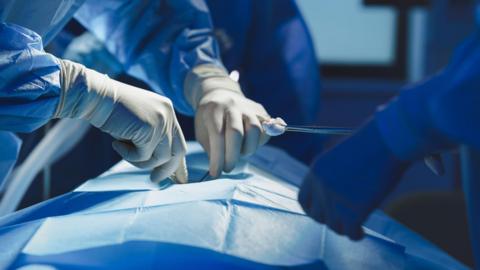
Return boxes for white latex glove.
[55,60,188,183]
[185,65,270,177]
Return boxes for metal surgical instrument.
[284,125,353,135]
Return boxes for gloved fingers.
[253,110,271,146]
[258,123,271,146]
[112,140,153,162]
[173,156,188,184]
[195,107,210,156]
[150,154,183,184]
[224,109,244,172]
[205,106,226,177]
[112,140,155,163]
[111,140,134,159]
[241,114,262,156]
[131,137,173,169]
[171,128,188,184]
[253,111,272,145]
[197,133,210,160]
[250,101,271,121]
[171,119,188,157]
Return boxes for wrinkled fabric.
[0,23,61,132]
[74,0,224,115]
[0,142,467,269]
[0,0,84,45]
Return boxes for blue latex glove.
[298,119,410,240]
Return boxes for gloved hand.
[184,65,270,177]
[299,32,480,240]
[55,60,188,184]
[298,119,410,240]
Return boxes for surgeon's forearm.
[375,76,455,161]
[310,118,411,191]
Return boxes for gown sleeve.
[75,0,224,115]
[0,23,61,132]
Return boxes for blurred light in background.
[297,0,398,66]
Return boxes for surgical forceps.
[284,125,353,135]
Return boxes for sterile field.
[0,143,467,269]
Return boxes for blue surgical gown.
[74,0,223,116]
[206,0,323,162]
[0,0,222,132]
[0,0,224,186]
[53,0,323,162]
[0,23,61,133]
[304,28,480,267]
